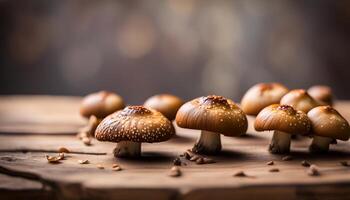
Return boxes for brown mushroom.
[255,104,312,154]
[280,89,319,113]
[241,83,289,116]
[308,85,333,106]
[176,95,248,154]
[144,94,183,121]
[79,91,125,137]
[95,106,175,158]
[308,106,350,153]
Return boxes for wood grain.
[1,96,350,199]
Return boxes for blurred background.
[0,0,349,104]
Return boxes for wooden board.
[1,96,350,200]
[0,96,85,134]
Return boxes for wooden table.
[1,96,350,200]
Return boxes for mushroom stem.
[192,130,222,154]
[114,141,141,158]
[269,131,291,154]
[309,136,332,153]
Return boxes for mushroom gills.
[269,131,291,154]
[309,136,333,153]
[114,141,141,157]
[192,130,222,154]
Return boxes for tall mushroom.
[308,85,333,106]
[176,95,248,154]
[241,82,289,116]
[144,94,183,121]
[95,106,175,158]
[308,106,350,153]
[79,91,125,137]
[280,89,319,113]
[255,104,312,154]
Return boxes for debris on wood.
[82,137,92,146]
[195,157,204,165]
[269,168,280,172]
[301,160,311,167]
[173,157,182,166]
[190,155,200,161]
[233,171,247,177]
[183,149,215,164]
[112,166,122,171]
[168,166,181,177]
[266,161,274,165]
[46,153,64,163]
[282,155,293,161]
[78,159,89,164]
[307,165,320,176]
[203,157,215,164]
[97,164,104,169]
[58,147,70,153]
[340,161,349,167]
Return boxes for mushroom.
[241,82,289,116]
[79,91,125,137]
[144,94,183,121]
[255,104,312,154]
[308,106,350,153]
[308,85,333,106]
[280,89,319,113]
[95,106,175,158]
[176,95,248,154]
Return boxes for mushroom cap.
[95,106,175,143]
[308,85,333,106]
[175,95,248,136]
[80,91,125,119]
[280,89,319,113]
[307,106,350,141]
[241,83,289,116]
[144,94,184,121]
[254,104,311,135]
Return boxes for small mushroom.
[280,89,319,113]
[95,106,175,158]
[308,106,350,153]
[79,91,125,137]
[176,95,248,154]
[308,85,333,106]
[255,104,311,154]
[241,83,289,116]
[144,94,184,121]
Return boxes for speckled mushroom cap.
[175,95,248,136]
[95,106,175,143]
[308,85,333,106]
[280,89,319,113]
[80,91,125,119]
[241,83,289,116]
[144,94,184,121]
[255,104,311,135]
[307,106,350,141]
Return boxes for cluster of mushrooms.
[78,83,350,158]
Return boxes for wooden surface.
[1,96,350,200]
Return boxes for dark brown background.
[0,0,349,104]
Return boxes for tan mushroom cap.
[255,104,311,135]
[280,89,319,113]
[95,106,175,143]
[307,106,350,141]
[144,94,184,121]
[80,91,125,119]
[241,83,289,116]
[308,85,333,105]
[175,95,248,137]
